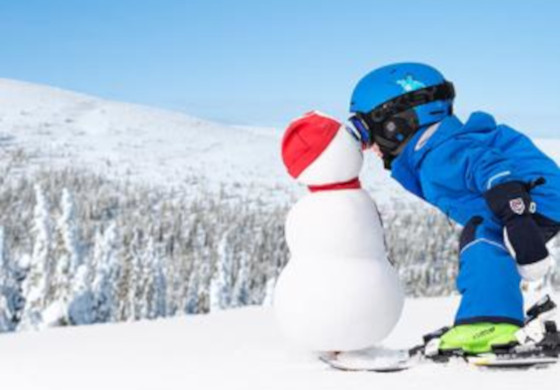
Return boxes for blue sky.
[0,0,558,136]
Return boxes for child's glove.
[483,180,552,281]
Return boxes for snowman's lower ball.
[273,257,404,352]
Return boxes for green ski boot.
[439,323,520,355]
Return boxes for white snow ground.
[0,294,558,390]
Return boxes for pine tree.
[126,229,143,321]
[92,222,121,323]
[49,188,84,325]
[0,227,10,332]
[59,189,82,274]
[137,237,154,320]
[0,245,27,333]
[0,295,10,332]
[68,257,95,325]
[19,185,52,331]
[191,221,211,313]
[262,276,276,307]
[183,219,204,315]
[210,230,233,312]
[184,269,200,314]
[146,238,167,319]
[232,251,250,307]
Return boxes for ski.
[321,347,559,372]
[467,354,558,369]
[321,295,560,373]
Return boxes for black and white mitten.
[484,180,552,281]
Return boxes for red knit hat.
[281,112,341,178]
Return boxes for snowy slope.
[0,79,409,204]
[0,295,557,390]
[2,78,559,205]
[0,79,289,195]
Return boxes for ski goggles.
[344,123,364,143]
[348,116,372,145]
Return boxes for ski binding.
[321,295,560,372]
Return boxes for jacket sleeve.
[462,140,520,193]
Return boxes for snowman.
[274,112,404,352]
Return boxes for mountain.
[0,78,418,206]
[2,78,559,207]
[0,79,291,198]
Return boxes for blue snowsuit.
[391,112,560,326]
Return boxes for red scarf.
[308,178,362,193]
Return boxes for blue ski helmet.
[349,63,455,169]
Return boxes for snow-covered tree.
[67,261,95,325]
[58,188,82,273]
[0,295,10,332]
[195,222,212,308]
[47,188,84,325]
[125,229,143,321]
[92,222,121,323]
[184,228,203,315]
[145,238,167,319]
[0,226,4,268]
[19,185,53,331]
[210,230,233,312]
[184,221,213,314]
[262,276,276,307]
[132,237,168,320]
[3,162,542,332]
[171,213,197,316]
[184,270,200,315]
[0,255,28,332]
[0,227,10,332]
[232,251,250,307]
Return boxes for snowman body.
[275,113,404,352]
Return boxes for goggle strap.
[370,81,455,123]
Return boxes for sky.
[0,0,558,136]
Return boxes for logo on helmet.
[396,75,426,92]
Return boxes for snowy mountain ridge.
[0,78,424,206]
[2,78,559,206]
[0,78,290,196]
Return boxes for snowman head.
[281,112,363,186]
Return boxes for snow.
[0,295,557,390]
[0,78,290,200]
[2,79,560,388]
[2,78,560,207]
[0,78,409,205]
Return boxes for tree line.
[0,165,558,333]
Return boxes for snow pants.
[455,187,560,327]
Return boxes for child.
[348,63,560,354]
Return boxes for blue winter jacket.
[391,112,560,228]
